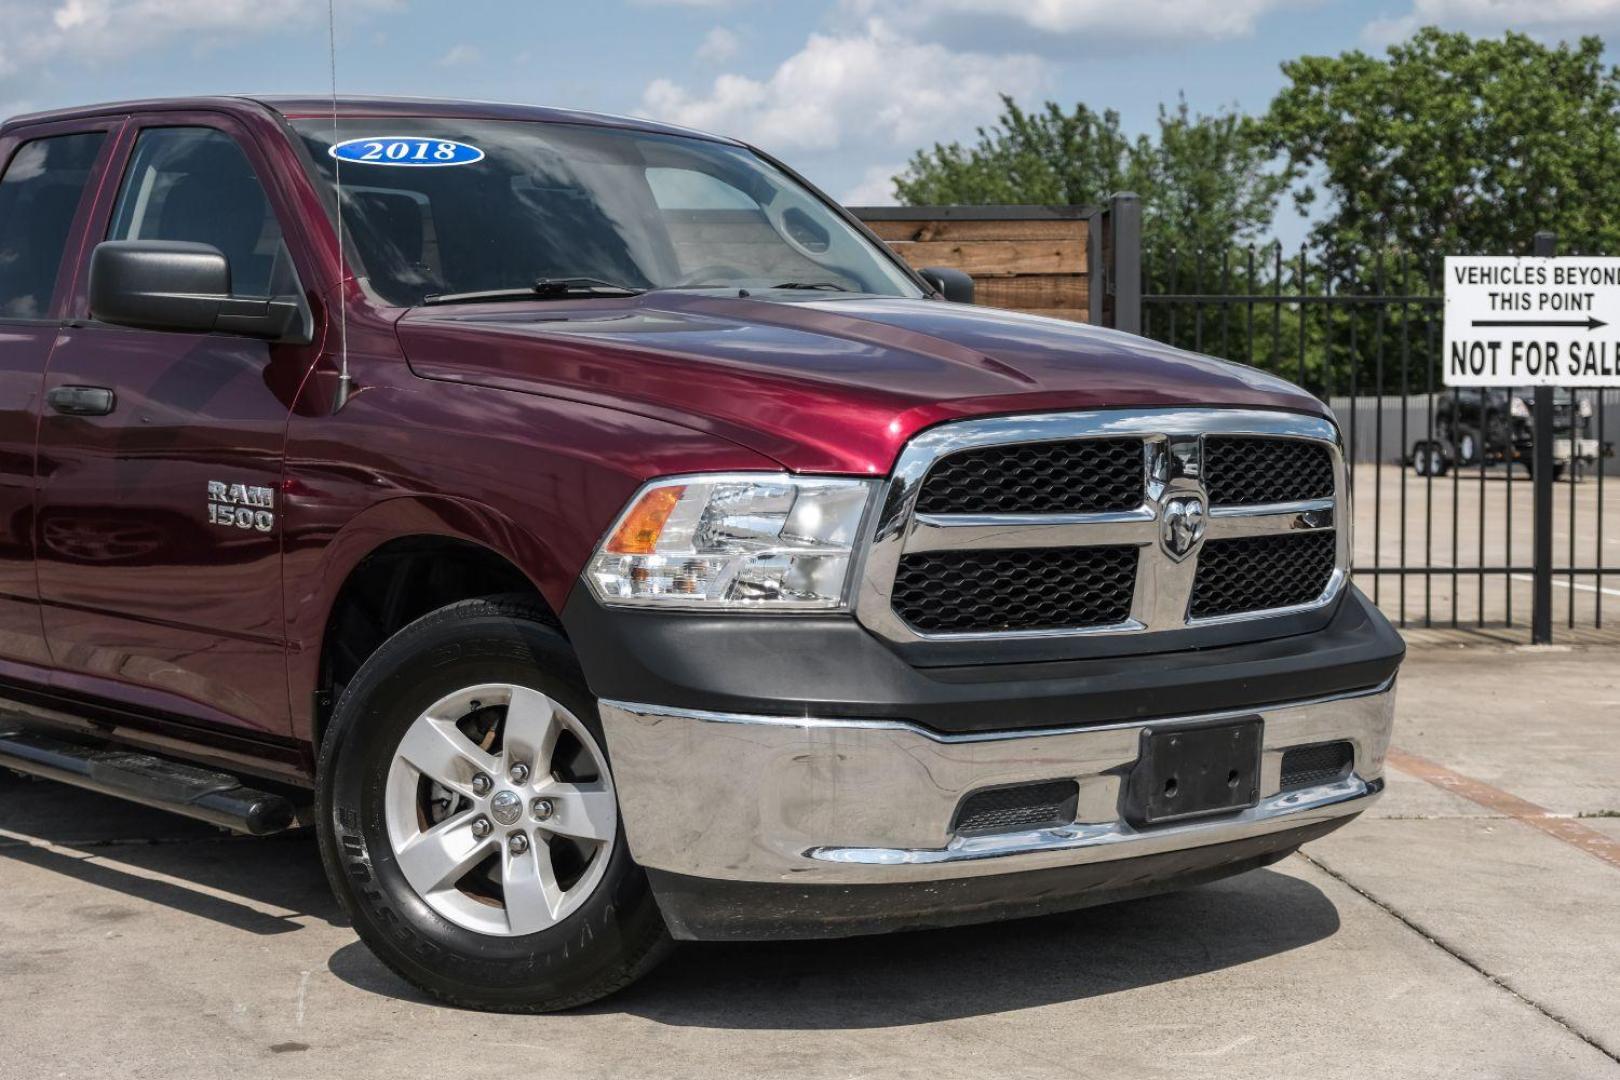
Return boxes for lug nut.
[508,833,530,856]
[531,797,555,822]
[470,773,493,796]
[470,816,493,839]
[509,762,531,785]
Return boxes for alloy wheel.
[383,683,617,937]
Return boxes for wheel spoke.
[396,716,499,795]
[502,686,560,777]
[395,810,492,895]
[501,832,565,935]
[385,681,621,938]
[543,782,617,843]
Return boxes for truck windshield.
[290,118,924,307]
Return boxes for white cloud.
[839,0,1305,54]
[12,0,398,59]
[640,18,1046,153]
[437,43,481,67]
[842,162,906,206]
[0,0,399,111]
[1364,0,1620,43]
[696,26,740,63]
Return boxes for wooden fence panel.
[849,206,1096,323]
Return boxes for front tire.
[315,597,670,1012]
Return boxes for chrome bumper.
[598,679,1394,886]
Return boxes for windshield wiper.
[422,277,645,305]
[769,281,850,291]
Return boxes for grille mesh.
[892,546,1137,633]
[1190,532,1337,618]
[914,438,1144,515]
[1280,741,1354,790]
[1204,437,1334,506]
[954,781,1080,836]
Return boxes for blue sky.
[2,0,1615,245]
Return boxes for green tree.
[1142,100,1290,256]
[893,95,1286,254]
[1268,28,1620,257]
[894,96,1135,207]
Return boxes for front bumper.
[564,583,1404,735]
[598,676,1394,938]
[1553,436,1603,463]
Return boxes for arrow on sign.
[1472,316,1608,330]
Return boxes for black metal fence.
[1096,195,1613,639]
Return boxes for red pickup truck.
[0,96,1402,1011]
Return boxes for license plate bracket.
[1124,718,1263,826]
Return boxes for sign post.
[1531,233,1557,645]
[1443,238,1620,642]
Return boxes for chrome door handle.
[46,385,116,416]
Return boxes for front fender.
[280,379,776,746]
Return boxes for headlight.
[1511,395,1530,419]
[585,474,875,610]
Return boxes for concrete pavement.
[2,644,1618,1079]
[1351,461,1620,631]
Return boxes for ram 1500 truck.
[0,96,1403,1012]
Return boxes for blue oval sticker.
[329,137,485,167]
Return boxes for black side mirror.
[918,266,975,304]
[89,241,311,344]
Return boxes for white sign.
[1445,256,1620,386]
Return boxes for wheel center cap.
[489,789,523,826]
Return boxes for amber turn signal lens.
[605,485,686,554]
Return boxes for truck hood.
[396,292,1330,474]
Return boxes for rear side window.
[0,132,106,319]
[109,127,295,299]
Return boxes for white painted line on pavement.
[1509,573,1620,597]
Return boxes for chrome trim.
[1204,499,1334,541]
[598,676,1394,885]
[853,408,1348,644]
[905,507,1156,552]
[605,674,1392,744]
[807,776,1374,868]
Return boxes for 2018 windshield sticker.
[329,137,485,167]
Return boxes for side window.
[109,127,295,299]
[0,132,106,319]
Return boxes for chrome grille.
[1204,436,1334,505]
[856,408,1347,643]
[914,438,1144,515]
[892,545,1137,633]
[1190,532,1338,619]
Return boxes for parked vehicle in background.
[1409,387,1609,480]
[0,95,1402,1012]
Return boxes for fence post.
[1109,192,1142,335]
[1531,230,1557,644]
[1087,208,1106,326]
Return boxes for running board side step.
[0,728,299,835]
